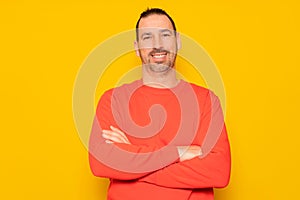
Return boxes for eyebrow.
[159,29,173,34]
[140,29,173,37]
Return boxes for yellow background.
[1,0,299,199]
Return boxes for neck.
[142,67,179,88]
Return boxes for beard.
[148,61,172,73]
[140,48,177,73]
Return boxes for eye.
[162,33,171,37]
[142,35,152,40]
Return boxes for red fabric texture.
[89,80,231,200]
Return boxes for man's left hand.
[102,126,131,144]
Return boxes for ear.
[134,40,140,57]
[176,32,182,50]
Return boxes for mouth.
[150,51,168,61]
[152,52,167,58]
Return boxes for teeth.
[153,54,166,58]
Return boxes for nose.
[153,35,163,49]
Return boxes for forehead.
[138,14,173,30]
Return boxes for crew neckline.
[138,79,186,95]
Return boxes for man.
[89,8,231,200]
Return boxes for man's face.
[135,14,180,73]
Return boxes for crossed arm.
[89,89,231,188]
[102,125,202,162]
[89,115,202,181]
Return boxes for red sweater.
[89,80,231,200]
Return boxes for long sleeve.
[138,92,231,189]
[88,90,179,180]
[139,126,230,189]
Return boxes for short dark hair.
[135,8,177,41]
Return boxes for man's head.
[134,8,181,73]
[135,8,177,41]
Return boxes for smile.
[151,52,167,59]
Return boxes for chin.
[149,64,171,73]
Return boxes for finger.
[105,140,114,144]
[102,130,123,142]
[102,130,129,144]
[102,131,124,143]
[110,126,130,143]
[199,147,203,156]
[105,129,129,143]
[110,126,126,138]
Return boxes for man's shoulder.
[184,81,211,95]
[183,81,220,102]
[100,80,142,98]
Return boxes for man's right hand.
[177,145,202,162]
